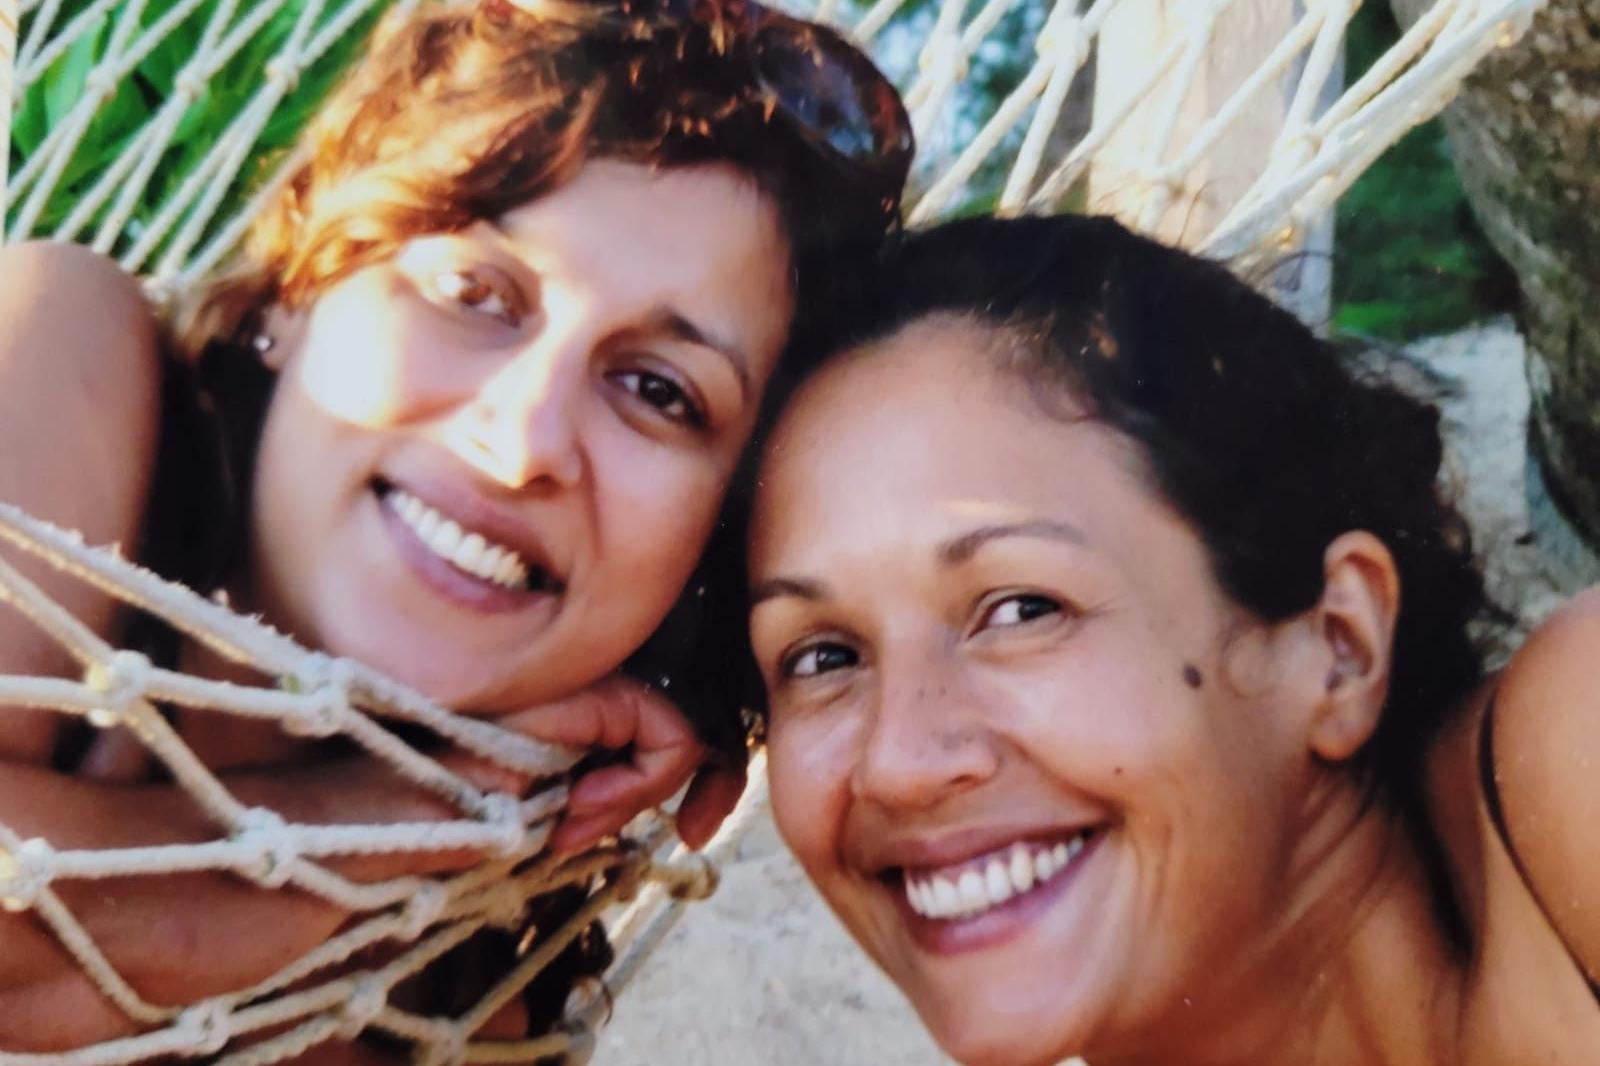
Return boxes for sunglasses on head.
[490,0,914,227]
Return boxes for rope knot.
[173,67,207,102]
[84,650,154,725]
[0,838,54,912]
[281,655,357,738]
[1276,127,1322,169]
[474,792,526,856]
[399,881,449,940]
[264,57,300,92]
[83,70,116,100]
[176,1001,231,1056]
[669,854,719,901]
[235,807,298,888]
[414,1026,467,1066]
[338,977,388,1039]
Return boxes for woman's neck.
[1120,785,1470,1066]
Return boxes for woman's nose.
[442,346,584,491]
[850,658,999,810]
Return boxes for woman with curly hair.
[0,0,909,1052]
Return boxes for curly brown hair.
[181,0,902,350]
[138,4,908,1043]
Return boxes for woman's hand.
[489,678,747,855]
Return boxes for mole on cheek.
[1182,664,1204,689]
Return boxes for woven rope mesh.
[0,0,1545,1062]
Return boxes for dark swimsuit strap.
[1477,693,1600,1000]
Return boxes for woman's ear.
[1306,531,1401,763]
[254,304,305,371]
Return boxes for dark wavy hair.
[755,214,1492,869]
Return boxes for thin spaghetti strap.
[1478,692,1600,1000]
[1477,693,1513,848]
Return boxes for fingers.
[676,762,748,851]
[435,750,532,798]
[496,676,665,750]
[502,680,704,855]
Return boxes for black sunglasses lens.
[754,25,912,180]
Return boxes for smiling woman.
[0,0,911,1055]
[748,215,1600,1066]
[246,161,790,714]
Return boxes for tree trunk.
[1393,0,1600,583]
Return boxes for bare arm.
[0,755,481,1050]
[0,676,734,1051]
[0,240,163,762]
[1489,583,1600,984]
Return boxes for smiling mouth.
[893,829,1099,923]
[375,483,563,595]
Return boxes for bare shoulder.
[0,242,166,761]
[0,240,162,393]
[1488,585,1600,982]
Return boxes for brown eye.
[978,593,1062,631]
[431,268,523,326]
[781,641,859,679]
[610,368,707,428]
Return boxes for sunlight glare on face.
[250,161,793,714]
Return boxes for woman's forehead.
[486,160,793,353]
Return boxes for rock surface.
[1393,0,1600,572]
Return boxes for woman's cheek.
[290,278,428,428]
[602,439,730,571]
[767,706,860,867]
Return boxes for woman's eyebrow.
[750,576,828,607]
[937,519,1090,566]
[643,308,752,401]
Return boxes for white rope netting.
[2,0,1547,286]
[0,0,1545,1062]
[0,500,751,1065]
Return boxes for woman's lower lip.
[375,491,558,616]
[892,833,1104,955]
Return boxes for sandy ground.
[594,318,1576,1066]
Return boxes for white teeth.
[904,833,1091,921]
[1009,844,1035,894]
[416,507,441,542]
[931,877,960,917]
[433,519,463,558]
[957,870,987,914]
[983,860,1013,905]
[458,532,487,574]
[384,490,537,591]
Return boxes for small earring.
[250,332,276,356]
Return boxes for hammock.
[0,0,1546,1062]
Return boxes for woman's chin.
[311,612,565,714]
[923,1007,1088,1066]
